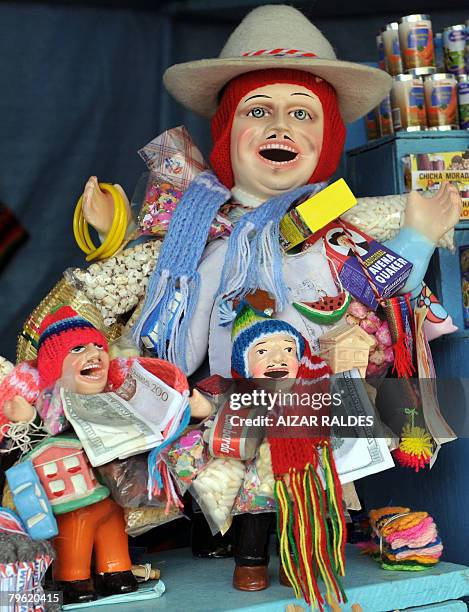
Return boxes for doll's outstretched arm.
[82,176,133,236]
[384,183,462,295]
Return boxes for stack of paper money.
[61,361,186,467]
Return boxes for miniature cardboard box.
[322,220,413,310]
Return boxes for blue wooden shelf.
[63,544,469,611]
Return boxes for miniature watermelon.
[293,290,351,324]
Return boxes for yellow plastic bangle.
[85,184,126,261]
[93,189,126,261]
[73,183,127,262]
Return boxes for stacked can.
[459,74,469,129]
[399,15,435,70]
[376,33,386,71]
[443,25,466,76]
[374,94,394,137]
[424,73,459,130]
[365,111,379,140]
[382,23,403,76]
[391,74,427,131]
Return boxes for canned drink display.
[391,74,427,130]
[424,73,458,129]
[382,23,403,76]
[374,94,394,136]
[458,75,469,129]
[443,25,466,76]
[365,110,379,140]
[399,15,435,70]
[434,33,445,72]
[376,33,386,71]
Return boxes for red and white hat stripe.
[243,48,318,58]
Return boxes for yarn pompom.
[393,424,433,472]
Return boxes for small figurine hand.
[82,176,130,236]
[404,182,462,244]
[3,395,35,422]
[189,389,213,420]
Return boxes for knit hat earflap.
[231,301,305,378]
[210,68,346,189]
[37,305,108,389]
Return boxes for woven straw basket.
[16,278,122,363]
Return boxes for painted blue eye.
[248,107,267,118]
[291,109,311,120]
[70,345,86,354]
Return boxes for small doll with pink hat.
[0,305,211,604]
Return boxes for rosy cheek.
[236,126,258,148]
[250,362,267,378]
[61,356,81,380]
[248,355,268,378]
[288,361,300,377]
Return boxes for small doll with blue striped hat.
[228,300,347,610]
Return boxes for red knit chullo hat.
[210,68,346,189]
[37,305,108,389]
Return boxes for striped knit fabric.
[0,362,40,437]
[37,305,108,389]
[230,301,305,379]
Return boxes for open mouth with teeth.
[263,369,289,379]
[258,143,299,164]
[79,361,106,380]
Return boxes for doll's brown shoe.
[233,564,269,591]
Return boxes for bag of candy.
[232,441,276,515]
[136,174,183,238]
[97,454,164,508]
[190,457,245,535]
[165,427,211,495]
[124,505,184,537]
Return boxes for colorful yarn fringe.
[365,506,442,571]
[383,293,415,378]
[273,442,346,611]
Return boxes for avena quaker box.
[314,220,413,310]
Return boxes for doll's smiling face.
[247,333,300,379]
[230,83,324,201]
[60,342,110,394]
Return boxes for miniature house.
[319,323,375,378]
[26,434,109,514]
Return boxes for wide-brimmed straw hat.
[163,4,392,123]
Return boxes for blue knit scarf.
[132,170,325,372]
